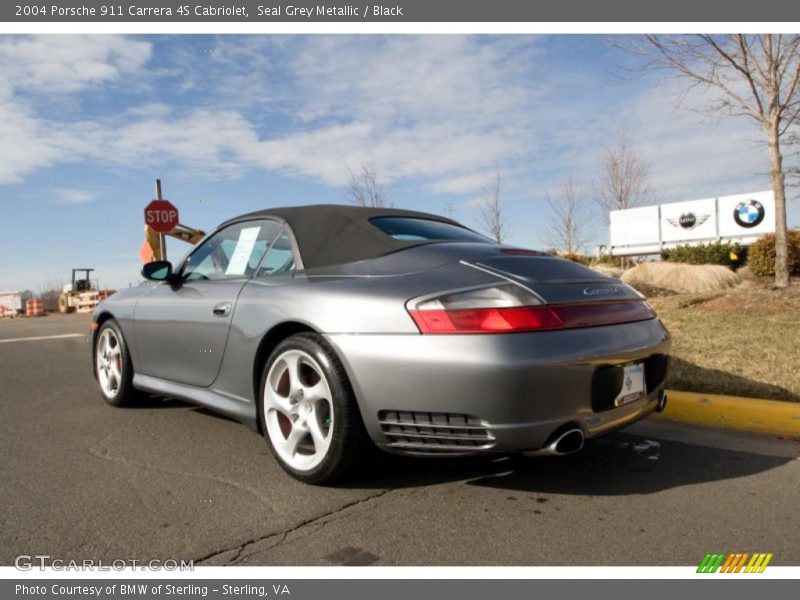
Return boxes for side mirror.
[141,261,173,282]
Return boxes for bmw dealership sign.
[608,191,775,256]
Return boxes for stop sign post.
[144,199,179,233]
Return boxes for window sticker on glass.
[225,226,261,276]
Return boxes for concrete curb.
[654,390,800,438]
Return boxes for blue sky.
[1,34,797,291]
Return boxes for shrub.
[559,252,591,266]
[621,262,740,294]
[661,241,744,267]
[592,254,627,268]
[746,230,800,276]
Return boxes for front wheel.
[260,333,371,485]
[95,319,141,407]
[58,294,74,314]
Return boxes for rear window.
[370,217,491,243]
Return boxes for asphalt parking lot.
[1,313,799,566]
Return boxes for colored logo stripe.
[733,553,749,573]
[697,553,725,573]
[720,553,737,573]
[697,553,772,573]
[745,553,773,573]
[721,553,749,573]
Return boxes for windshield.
[369,217,491,243]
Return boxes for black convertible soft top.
[221,204,472,269]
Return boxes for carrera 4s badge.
[583,286,623,296]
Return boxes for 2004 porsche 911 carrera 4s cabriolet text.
[92,205,670,484]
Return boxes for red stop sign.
[144,200,179,233]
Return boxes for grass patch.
[649,277,800,402]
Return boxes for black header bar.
[3,0,800,23]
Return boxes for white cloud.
[0,35,151,93]
[98,108,257,178]
[52,188,96,204]
[41,36,548,189]
[0,34,784,209]
[0,35,153,183]
[92,36,545,189]
[0,91,63,183]
[289,36,542,124]
[250,36,544,189]
[430,170,501,195]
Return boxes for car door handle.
[212,302,232,317]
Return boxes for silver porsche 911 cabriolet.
[92,204,670,484]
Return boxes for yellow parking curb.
[654,390,800,438]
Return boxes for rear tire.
[259,333,372,485]
[95,319,141,407]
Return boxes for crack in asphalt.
[87,435,281,510]
[193,487,397,566]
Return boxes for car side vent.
[378,410,495,453]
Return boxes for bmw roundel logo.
[734,199,765,228]
[679,213,697,229]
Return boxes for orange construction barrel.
[25,299,44,317]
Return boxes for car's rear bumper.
[326,318,671,455]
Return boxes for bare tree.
[594,130,653,216]
[38,276,65,313]
[477,171,507,243]
[544,178,592,254]
[346,161,390,208]
[627,34,800,288]
[784,129,800,189]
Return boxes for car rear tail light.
[407,284,655,334]
[550,301,656,329]
[410,306,564,333]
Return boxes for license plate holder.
[614,362,645,407]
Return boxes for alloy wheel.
[263,349,334,471]
[96,328,123,399]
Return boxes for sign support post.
[156,179,166,261]
[657,204,663,255]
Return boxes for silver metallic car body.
[93,213,670,456]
